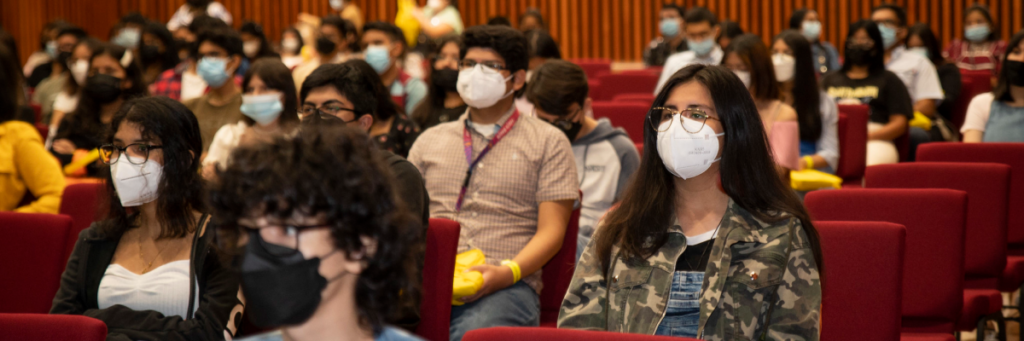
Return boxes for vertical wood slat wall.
[3,0,1023,65]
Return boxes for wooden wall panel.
[2,0,1023,65]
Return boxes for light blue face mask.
[240,93,284,126]
[114,28,141,49]
[46,41,58,58]
[802,21,822,40]
[965,25,990,43]
[687,38,715,56]
[197,57,231,87]
[365,45,392,74]
[660,19,680,38]
[878,24,898,49]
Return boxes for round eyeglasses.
[648,107,721,134]
[99,144,164,165]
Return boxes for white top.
[281,55,304,70]
[204,121,247,169]
[816,93,840,169]
[961,92,995,133]
[654,45,725,94]
[684,225,720,246]
[167,2,233,31]
[885,46,945,103]
[52,92,79,113]
[180,71,208,102]
[98,260,197,319]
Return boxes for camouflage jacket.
[557,200,821,340]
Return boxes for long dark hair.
[841,20,886,75]
[343,59,402,122]
[906,23,945,67]
[71,43,149,126]
[722,34,779,101]
[0,43,20,123]
[142,21,181,73]
[992,31,1024,103]
[240,21,280,60]
[788,9,810,29]
[412,36,461,124]
[593,64,824,276]
[62,38,101,97]
[102,97,205,239]
[280,27,303,55]
[242,58,299,128]
[775,30,822,142]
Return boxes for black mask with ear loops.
[1004,60,1024,87]
[84,74,124,104]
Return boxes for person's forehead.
[362,30,390,42]
[665,81,715,112]
[464,47,505,62]
[198,41,227,53]
[685,22,712,31]
[871,9,897,20]
[305,86,347,103]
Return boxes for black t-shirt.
[936,63,963,122]
[675,239,715,271]
[821,70,914,124]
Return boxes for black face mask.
[315,37,337,55]
[1004,60,1024,87]
[432,68,459,93]
[545,111,584,141]
[844,45,875,66]
[56,51,72,68]
[139,44,161,65]
[237,229,329,328]
[84,74,124,104]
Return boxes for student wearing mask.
[944,5,1007,78]
[907,23,962,141]
[412,36,466,129]
[643,4,688,67]
[203,58,300,176]
[292,16,356,95]
[407,25,578,341]
[722,34,800,175]
[240,22,280,61]
[51,97,243,340]
[48,38,100,148]
[518,9,546,32]
[412,0,464,39]
[28,25,82,87]
[23,20,69,79]
[297,0,364,38]
[516,29,562,116]
[655,7,722,94]
[52,43,148,176]
[151,16,232,102]
[362,22,428,116]
[167,0,233,35]
[111,13,148,50]
[821,20,913,166]
[138,22,180,86]
[527,60,640,262]
[558,64,822,339]
[716,20,743,51]
[209,127,422,341]
[0,44,64,214]
[31,26,86,121]
[773,31,839,173]
[961,31,1024,143]
[789,9,840,76]
[279,27,305,70]
[183,27,246,154]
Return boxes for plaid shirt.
[408,107,580,294]
[150,61,243,101]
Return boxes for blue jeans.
[449,281,539,341]
[655,271,704,338]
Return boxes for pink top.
[769,121,801,170]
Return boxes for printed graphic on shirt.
[827,85,880,103]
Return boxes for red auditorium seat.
[953,70,994,129]
[612,93,656,107]
[817,221,905,341]
[416,218,461,341]
[539,192,581,327]
[59,182,106,259]
[595,72,660,101]
[570,59,612,80]
[866,163,1011,338]
[0,313,106,341]
[591,101,649,144]
[836,105,868,187]
[0,212,74,313]
[588,79,602,104]
[463,327,697,341]
[805,189,967,339]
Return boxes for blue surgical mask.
[659,20,680,38]
[364,45,391,74]
[197,57,231,87]
[802,21,822,40]
[878,24,898,49]
[240,93,284,126]
[687,38,715,56]
[907,47,929,59]
[965,24,990,43]
[114,28,141,49]
[46,41,58,58]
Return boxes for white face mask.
[733,70,751,89]
[70,60,89,85]
[243,41,260,58]
[329,0,345,11]
[427,0,444,9]
[772,53,796,82]
[281,38,300,53]
[457,64,514,109]
[110,154,163,207]
[657,115,724,179]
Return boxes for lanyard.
[456,110,520,212]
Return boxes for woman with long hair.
[961,31,1024,143]
[411,35,466,129]
[772,30,839,172]
[240,21,280,61]
[278,27,305,70]
[907,23,962,141]
[48,37,101,149]
[139,21,180,86]
[558,64,822,339]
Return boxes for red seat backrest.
[917,143,1024,247]
[0,213,73,313]
[805,189,967,334]
[953,70,993,130]
[836,105,868,183]
[0,313,106,341]
[866,163,1010,282]
[612,93,656,108]
[59,182,107,260]
[416,218,461,341]
[591,101,649,144]
[595,73,661,101]
[569,59,612,81]
[464,327,697,341]
[818,221,905,341]
[588,79,603,103]
[539,193,582,326]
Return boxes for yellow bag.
[395,0,421,48]
[63,149,100,176]
[790,169,843,191]
[452,249,485,306]
[909,112,933,131]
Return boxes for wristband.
[802,155,815,170]
[501,260,522,283]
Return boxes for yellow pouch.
[790,169,843,191]
[395,0,421,47]
[63,149,100,176]
[909,112,933,131]
[452,249,485,306]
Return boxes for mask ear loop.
[120,50,134,68]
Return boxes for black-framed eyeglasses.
[300,103,359,118]
[99,143,164,165]
[245,224,331,257]
[459,60,506,73]
[534,107,580,131]
[649,107,720,133]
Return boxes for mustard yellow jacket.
[0,121,64,213]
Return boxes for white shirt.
[98,260,198,319]
[180,70,208,102]
[885,46,945,103]
[167,2,233,31]
[961,92,995,133]
[203,121,248,169]
[654,45,724,94]
[52,92,79,113]
[816,93,840,169]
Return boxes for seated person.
[183,27,244,154]
[558,64,822,339]
[50,97,243,340]
[961,31,1024,143]
[772,31,840,173]
[655,7,723,94]
[411,36,467,130]
[906,23,962,141]
[789,8,841,76]
[361,21,427,116]
[643,4,688,67]
[944,4,1007,79]
[150,15,231,101]
[526,59,640,261]
[292,16,357,92]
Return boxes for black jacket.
[50,215,243,341]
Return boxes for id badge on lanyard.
[455,110,520,212]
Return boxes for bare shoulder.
[777,103,798,122]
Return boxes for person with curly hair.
[208,126,423,341]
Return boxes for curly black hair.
[207,126,419,333]
[461,25,528,73]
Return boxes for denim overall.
[654,271,704,337]
[982,100,1024,142]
